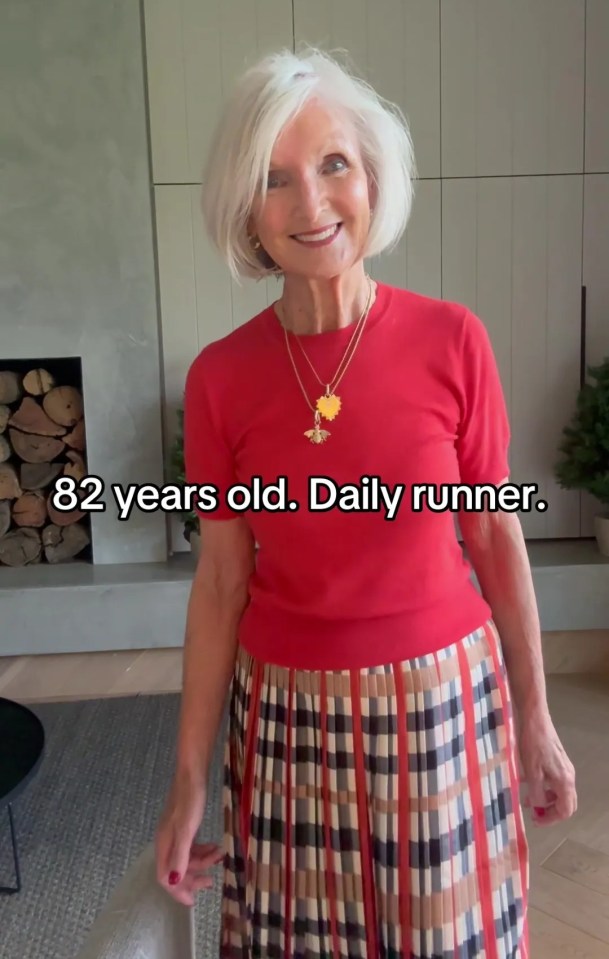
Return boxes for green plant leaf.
[554,356,609,507]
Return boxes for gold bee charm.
[305,426,331,443]
[304,410,330,443]
[316,389,341,421]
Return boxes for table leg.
[0,803,21,895]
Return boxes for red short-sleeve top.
[183,283,510,669]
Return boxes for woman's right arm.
[174,515,256,790]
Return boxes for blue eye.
[326,156,347,172]
[267,172,283,189]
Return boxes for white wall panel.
[144,0,293,184]
[441,0,585,177]
[367,180,441,298]
[154,186,228,552]
[443,176,583,538]
[294,0,441,179]
[146,0,293,551]
[581,174,609,534]
[585,0,609,172]
[154,185,279,551]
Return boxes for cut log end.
[63,454,87,483]
[46,492,86,527]
[43,522,90,563]
[23,369,56,396]
[0,501,10,538]
[0,463,23,500]
[12,491,47,528]
[9,428,65,464]
[0,372,23,405]
[0,405,10,434]
[0,527,42,566]
[63,418,85,451]
[9,396,68,437]
[43,386,83,428]
[20,461,63,491]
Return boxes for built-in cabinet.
[442,175,584,539]
[143,0,609,550]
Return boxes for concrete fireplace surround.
[1,2,608,657]
[1,2,167,575]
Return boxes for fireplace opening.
[0,357,92,567]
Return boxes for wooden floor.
[1,648,609,957]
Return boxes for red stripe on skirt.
[457,640,500,959]
[240,658,263,873]
[284,669,295,959]
[393,662,412,957]
[320,673,341,959]
[521,913,529,959]
[350,670,379,958]
[484,622,529,958]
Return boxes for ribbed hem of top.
[237,586,493,670]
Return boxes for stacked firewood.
[0,368,91,566]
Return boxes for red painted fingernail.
[168,871,180,885]
[534,807,545,816]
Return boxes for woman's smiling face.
[249,97,374,278]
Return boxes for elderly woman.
[155,47,577,958]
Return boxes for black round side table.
[0,697,45,894]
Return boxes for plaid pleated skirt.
[220,618,529,958]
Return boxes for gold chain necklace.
[290,277,373,413]
[279,277,374,443]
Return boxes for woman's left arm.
[459,483,578,826]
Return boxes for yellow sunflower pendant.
[316,390,341,421]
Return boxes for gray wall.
[0,0,167,564]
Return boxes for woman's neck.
[276,268,373,335]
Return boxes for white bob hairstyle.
[201,45,418,282]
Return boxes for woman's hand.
[517,712,577,826]
[155,774,224,906]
